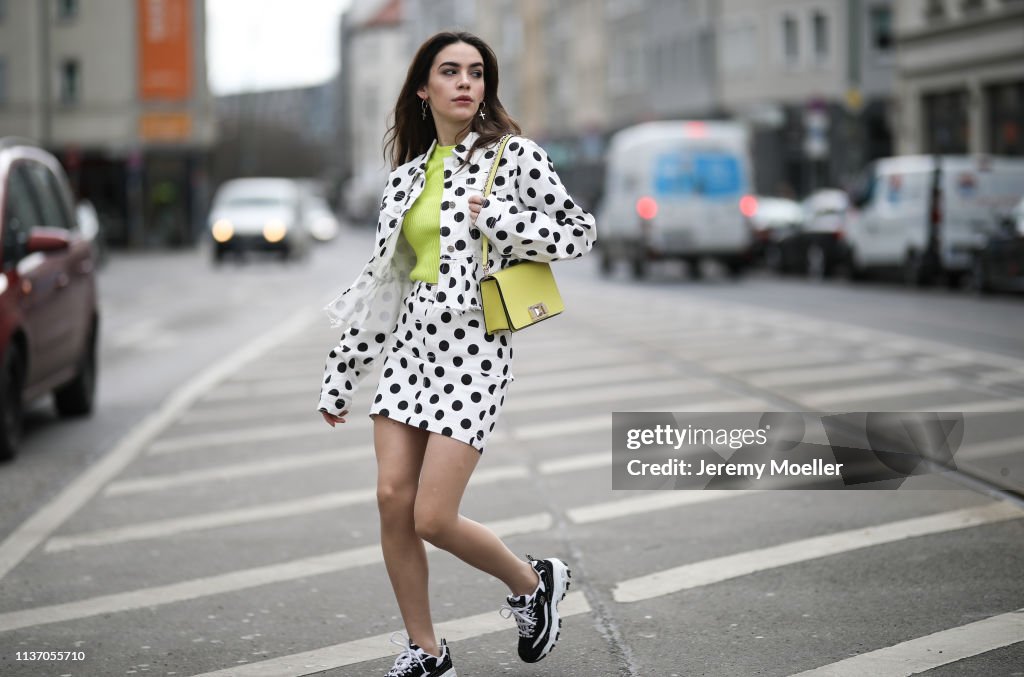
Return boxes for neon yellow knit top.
[402,143,455,283]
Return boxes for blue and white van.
[597,121,756,278]
[845,155,1024,286]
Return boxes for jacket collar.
[407,131,484,173]
[450,131,480,163]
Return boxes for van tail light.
[739,195,758,219]
[636,196,658,220]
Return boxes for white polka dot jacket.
[317,132,597,415]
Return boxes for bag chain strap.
[481,133,514,276]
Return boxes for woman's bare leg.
[414,434,540,596]
[373,415,439,656]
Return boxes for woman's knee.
[413,502,457,546]
[377,482,416,520]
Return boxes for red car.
[0,138,99,461]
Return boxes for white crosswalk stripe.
[789,608,1024,677]
[612,501,1023,603]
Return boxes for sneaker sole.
[536,558,571,661]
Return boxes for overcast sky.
[206,0,353,95]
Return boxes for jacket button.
[447,246,455,253]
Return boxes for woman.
[318,31,595,677]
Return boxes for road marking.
[203,379,321,401]
[0,513,553,633]
[513,362,666,394]
[672,397,772,411]
[746,360,901,388]
[613,501,1023,603]
[704,350,848,374]
[538,452,609,475]
[957,433,1024,461]
[148,421,329,455]
[105,446,375,496]
[934,398,1024,413]
[207,361,668,404]
[789,608,1024,677]
[506,378,719,412]
[512,414,609,442]
[8,474,756,632]
[189,591,591,677]
[0,309,319,582]
[46,466,529,553]
[801,379,962,407]
[569,490,757,524]
[112,416,609,497]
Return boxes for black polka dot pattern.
[318,132,592,429]
[369,281,514,453]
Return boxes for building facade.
[893,0,1024,156]
[0,0,216,247]
[717,0,896,196]
[343,0,903,206]
[337,0,409,222]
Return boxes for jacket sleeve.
[317,222,414,416]
[475,137,596,262]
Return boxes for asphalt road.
[0,226,1022,677]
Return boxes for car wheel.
[599,249,614,277]
[970,256,992,295]
[54,324,97,417]
[903,251,929,287]
[764,245,782,272]
[724,259,744,280]
[631,255,648,280]
[806,244,827,280]
[0,344,25,462]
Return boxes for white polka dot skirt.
[369,281,515,452]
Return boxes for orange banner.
[139,112,193,140]
[139,0,192,101]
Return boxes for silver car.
[207,178,311,262]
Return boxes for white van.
[845,155,1024,286]
[597,121,755,278]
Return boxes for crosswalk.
[1,286,1022,676]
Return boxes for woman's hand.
[468,194,484,225]
[320,410,349,427]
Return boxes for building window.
[56,0,78,21]
[987,81,1024,156]
[722,20,757,74]
[812,11,829,61]
[925,0,946,21]
[59,59,79,104]
[960,0,985,14]
[869,6,892,51]
[0,0,7,23]
[0,59,6,106]
[923,90,969,153]
[783,14,799,65]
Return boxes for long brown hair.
[384,31,521,169]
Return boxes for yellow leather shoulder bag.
[479,135,565,335]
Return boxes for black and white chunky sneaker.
[385,633,456,677]
[499,555,572,663]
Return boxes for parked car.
[744,195,804,272]
[0,138,99,461]
[796,189,852,278]
[844,155,1024,287]
[302,190,340,243]
[207,178,312,263]
[970,196,1024,294]
[597,120,756,279]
